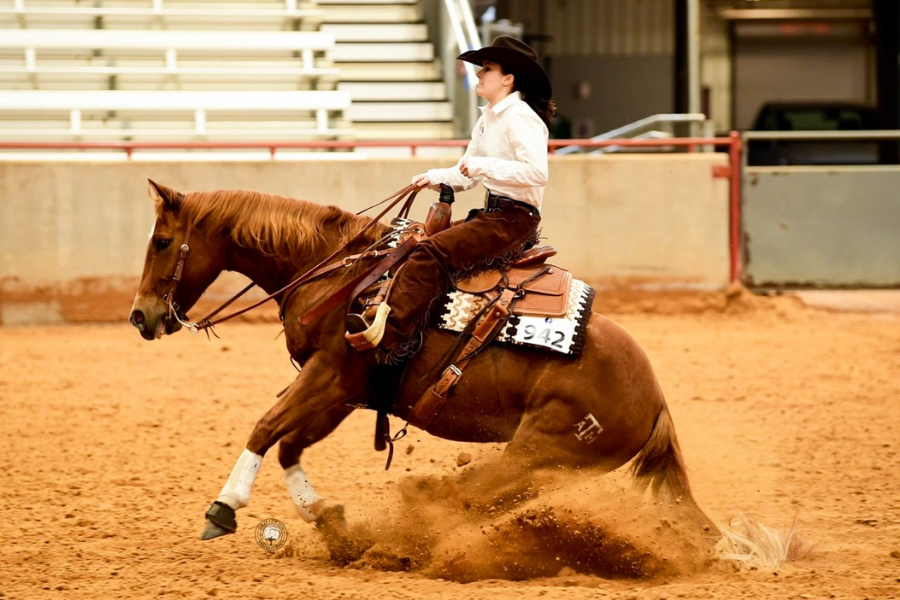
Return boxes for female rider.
[347,36,555,364]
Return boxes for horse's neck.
[224,249,290,296]
[223,228,376,297]
[199,191,386,294]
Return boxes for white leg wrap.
[284,463,324,523]
[217,449,263,510]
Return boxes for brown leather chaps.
[381,200,541,360]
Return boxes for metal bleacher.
[0,89,353,139]
[318,0,453,141]
[0,0,457,152]
[0,0,324,29]
[0,29,339,90]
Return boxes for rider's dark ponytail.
[524,96,556,129]
[506,67,556,128]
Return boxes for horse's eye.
[154,238,173,251]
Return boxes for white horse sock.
[284,463,324,522]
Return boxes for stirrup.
[345,302,391,351]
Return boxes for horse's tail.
[715,511,814,569]
[631,406,718,533]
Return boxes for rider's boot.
[345,305,391,365]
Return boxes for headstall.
[163,221,194,330]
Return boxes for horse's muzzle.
[130,309,180,340]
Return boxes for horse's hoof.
[200,501,237,540]
[200,519,234,540]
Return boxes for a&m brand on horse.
[129,180,716,549]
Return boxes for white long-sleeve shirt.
[424,91,549,211]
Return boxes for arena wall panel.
[0,154,730,324]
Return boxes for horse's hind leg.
[445,396,645,512]
[421,432,569,514]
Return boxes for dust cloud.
[314,463,716,582]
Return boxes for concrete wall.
[743,166,900,287]
[0,154,730,324]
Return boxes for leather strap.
[192,185,417,332]
[410,288,517,428]
[278,249,394,321]
[164,221,192,321]
[298,237,419,326]
[201,249,392,326]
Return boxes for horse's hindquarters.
[399,314,666,472]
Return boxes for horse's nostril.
[130,310,146,330]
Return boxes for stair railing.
[556,113,714,154]
[424,0,481,137]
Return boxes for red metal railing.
[0,134,743,283]
[0,136,735,156]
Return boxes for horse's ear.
[147,179,184,209]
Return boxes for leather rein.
[163,185,419,336]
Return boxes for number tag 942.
[512,317,577,353]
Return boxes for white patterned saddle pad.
[432,278,595,356]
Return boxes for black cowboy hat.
[457,36,552,99]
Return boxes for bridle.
[162,220,197,332]
[160,184,419,337]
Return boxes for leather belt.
[485,192,539,217]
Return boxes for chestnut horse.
[130,181,714,543]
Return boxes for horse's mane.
[179,189,385,264]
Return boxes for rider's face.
[476,61,514,105]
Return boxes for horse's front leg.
[278,402,356,522]
[277,403,375,563]
[201,353,364,540]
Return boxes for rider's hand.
[411,174,431,190]
[459,159,470,177]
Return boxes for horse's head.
[129,180,225,340]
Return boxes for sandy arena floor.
[1,291,899,599]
